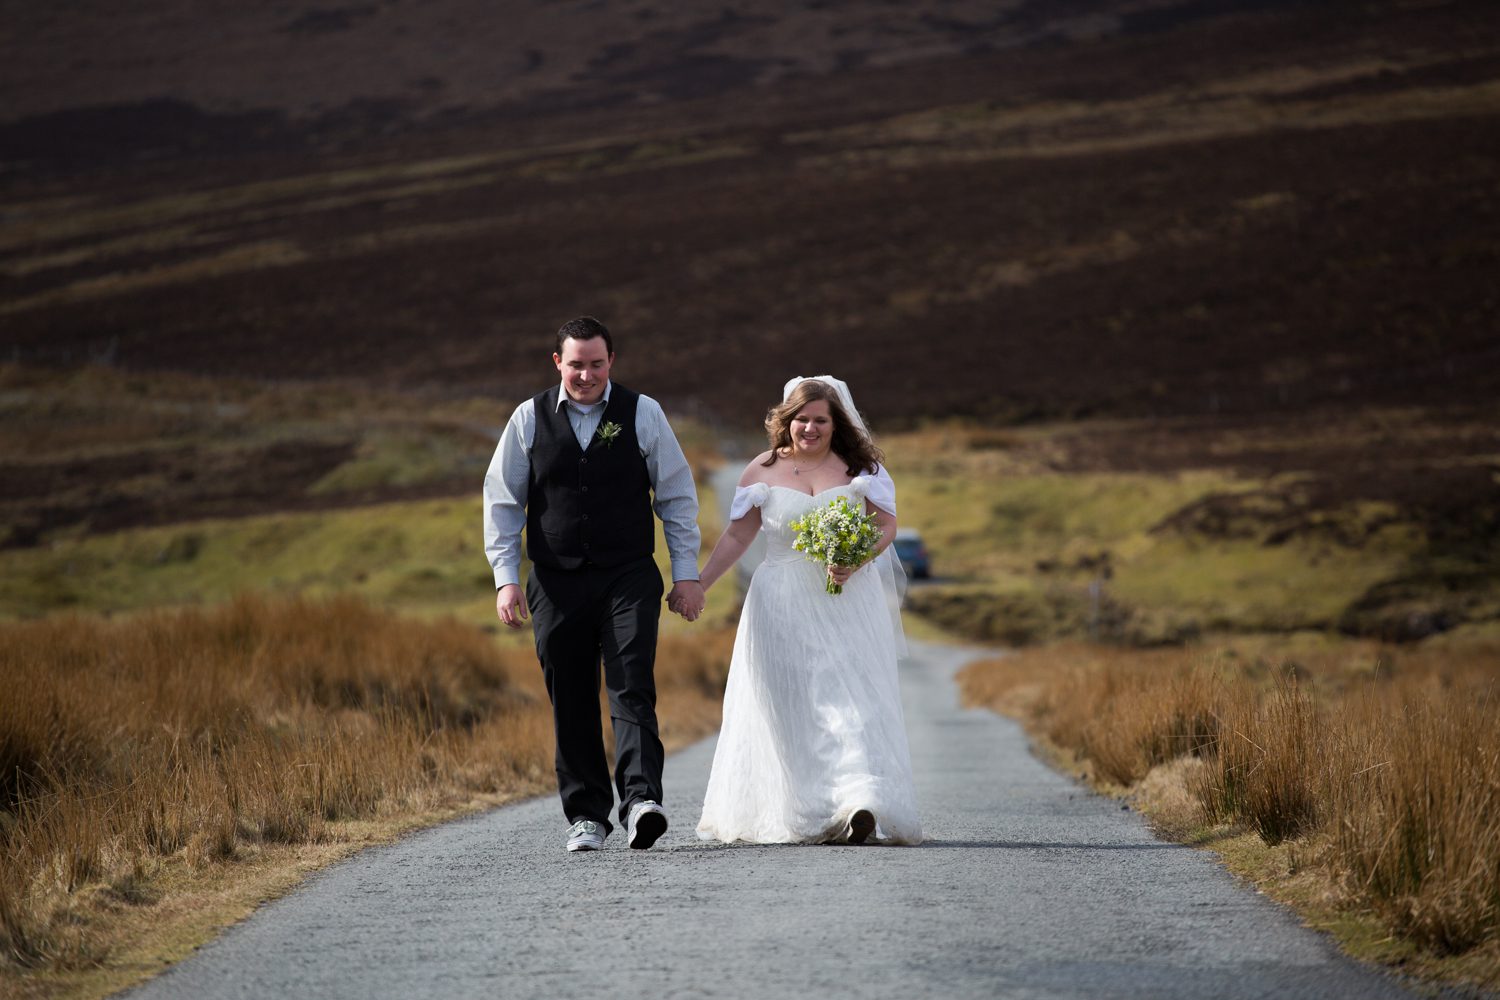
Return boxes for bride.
[694,376,922,845]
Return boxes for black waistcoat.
[526,384,655,571]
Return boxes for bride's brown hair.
[761,380,885,476]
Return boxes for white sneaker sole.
[628,810,668,850]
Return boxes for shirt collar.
[556,380,612,413]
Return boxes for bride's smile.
[788,400,834,458]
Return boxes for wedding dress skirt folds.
[696,474,923,845]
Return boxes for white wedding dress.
[696,471,923,845]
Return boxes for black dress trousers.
[526,555,666,832]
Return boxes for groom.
[483,317,705,852]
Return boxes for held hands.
[495,584,529,629]
[667,580,706,622]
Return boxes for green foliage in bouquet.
[790,495,882,595]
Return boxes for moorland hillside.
[3,0,1496,426]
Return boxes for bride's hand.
[829,564,856,587]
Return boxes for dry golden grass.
[959,636,1500,991]
[0,594,732,995]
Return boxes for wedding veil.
[782,375,909,657]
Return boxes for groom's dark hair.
[556,316,614,355]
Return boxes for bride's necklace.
[788,449,833,476]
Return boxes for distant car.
[893,529,931,579]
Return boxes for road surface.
[127,641,1418,1000]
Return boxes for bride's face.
[789,400,835,458]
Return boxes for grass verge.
[0,593,733,999]
[957,632,1500,993]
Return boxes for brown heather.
[959,639,1500,978]
[0,594,732,974]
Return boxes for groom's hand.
[667,580,706,622]
[496,584,529,629]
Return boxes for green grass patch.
[0,489,730,638]
[888,423,1491,646]
[0,499,505,632]
[308,427,488,495]
[901,468,1239,577]
[1113,524,1419,633]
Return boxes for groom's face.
[554,335,614,405]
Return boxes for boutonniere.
[596,420,623,448]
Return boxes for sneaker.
[565,819,606,852]
[627,800,668,850]
[847,809,876,845]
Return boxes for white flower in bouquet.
[789,495,882,595]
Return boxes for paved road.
[127,642,1418,1000]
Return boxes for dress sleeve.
[863,464,897,517]
[728,482,770,521]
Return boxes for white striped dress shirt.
[483,381,701,589]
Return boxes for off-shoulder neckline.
[757,481,861,500]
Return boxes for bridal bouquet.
[789,495,882,595]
